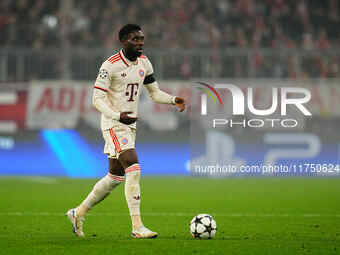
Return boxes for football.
[190,214,217,239]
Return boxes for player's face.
[124,30,145,57]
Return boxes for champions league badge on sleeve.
[99,69,109,79]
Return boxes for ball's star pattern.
[190,215,217,239]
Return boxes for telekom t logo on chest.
[196,82,312,128]
[126,83,139,102]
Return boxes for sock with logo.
[124,164,143,229]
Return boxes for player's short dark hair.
[119,24,142,42]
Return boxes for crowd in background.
[1,0,340,80]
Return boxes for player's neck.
[122,49,138,62]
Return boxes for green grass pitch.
[0,177,339,254]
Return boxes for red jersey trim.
[109,56,120,61]
[108,56,121,64]
[119,51,129,67]
[109,58,121,64]
[109,128,122,153]
[108,53,119,62]
[94,86,108,92]
[108,53,122,64]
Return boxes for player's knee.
[126,169,140,183]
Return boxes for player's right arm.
[92,62,120,120]
[92,61,137,125]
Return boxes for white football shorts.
[102,125,136,159]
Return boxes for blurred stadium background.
[1,1,340,254]
[1,0,340,177]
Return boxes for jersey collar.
[119,49,138,67]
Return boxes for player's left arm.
[143,58,185,112]
[144,76,185,112]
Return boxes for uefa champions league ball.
[190,214,217,239]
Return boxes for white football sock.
[124,164,142,228]
[77,173,124,217]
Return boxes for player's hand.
[175,97,185,112]
[119,111,138,125]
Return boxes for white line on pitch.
[0,212,339,217]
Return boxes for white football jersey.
[94,49,153,130]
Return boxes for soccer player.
[66,24,185,238]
